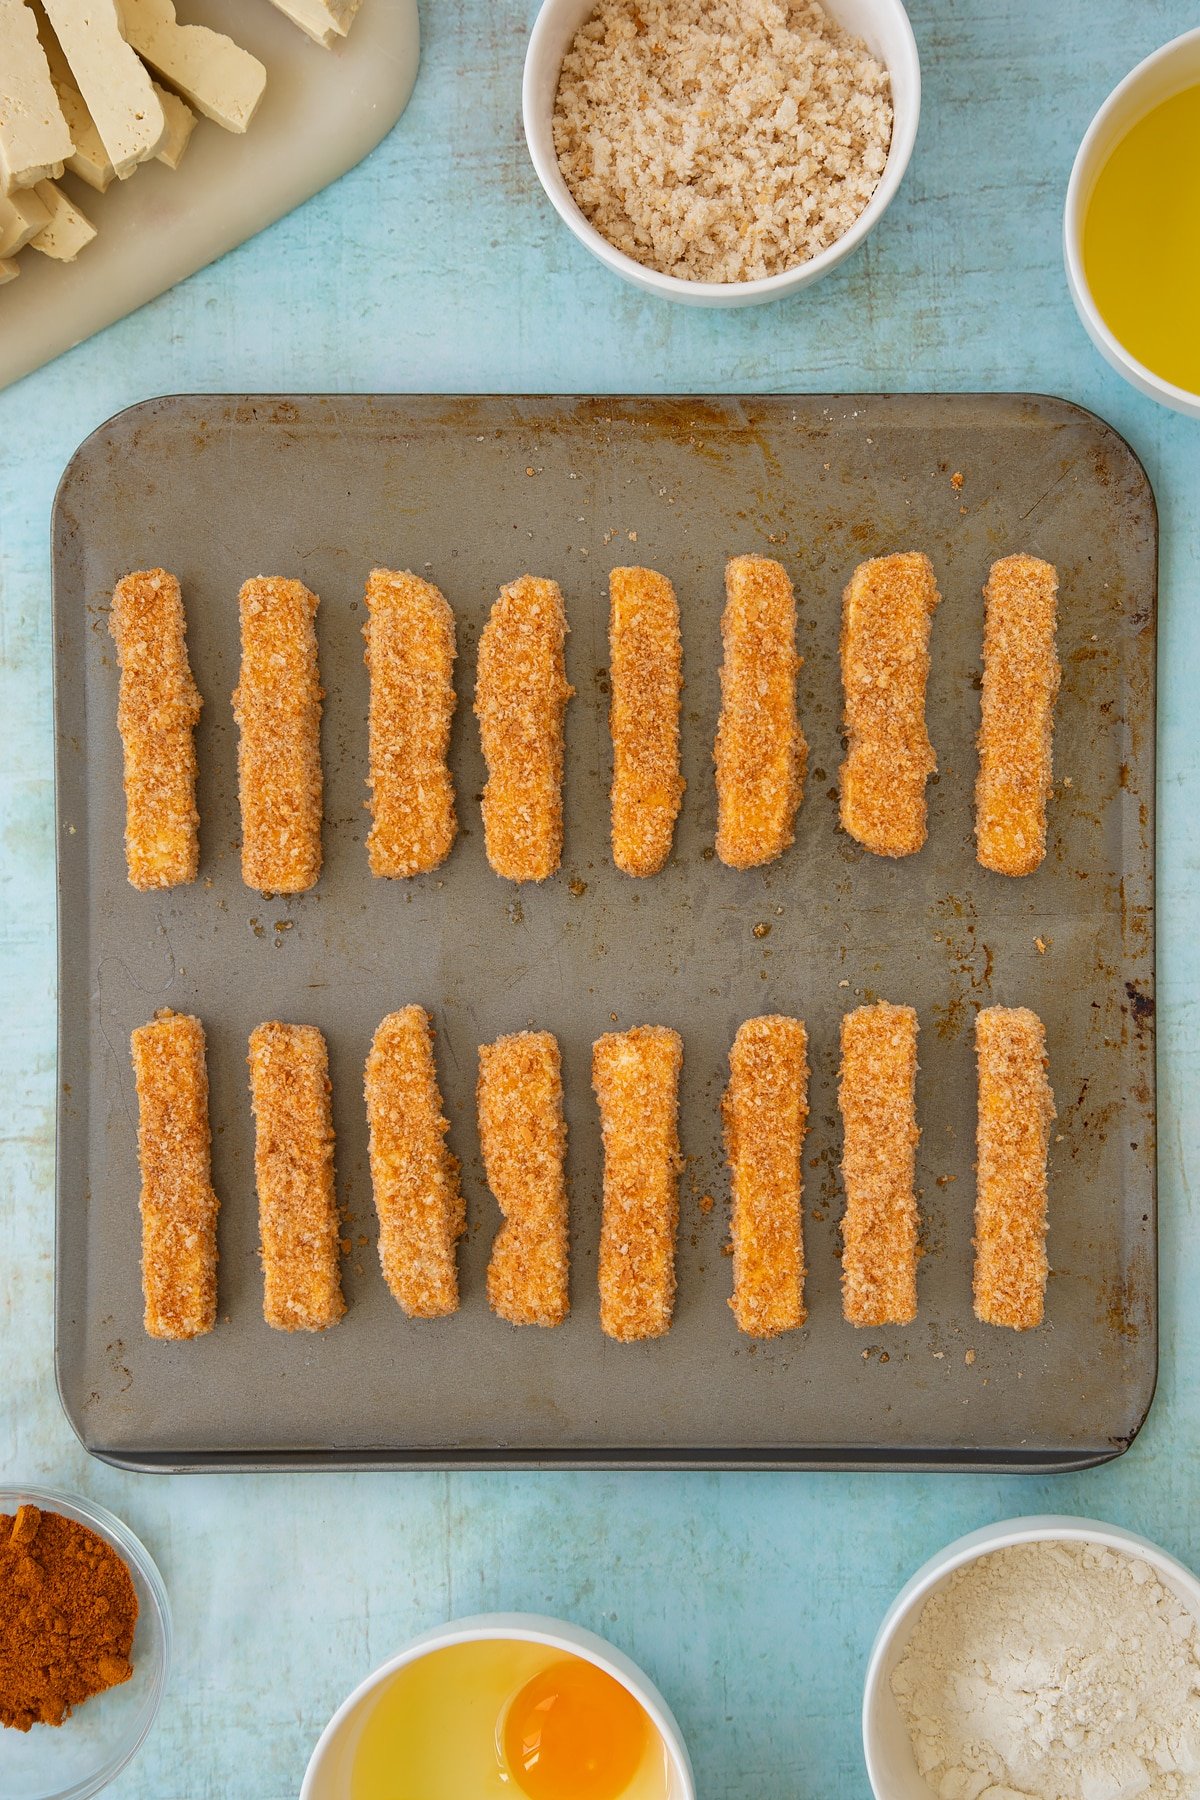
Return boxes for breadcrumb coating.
[976,554,1060,876]
[609,566,685,877]
[839,1002,920,1326]
[365,1005,463,1319]
[715,554,806,868]
[364,568,458,878]
[594,1024,684,1342]
[233,577,324,893]
[840,552,940,858]
[109,568,201,890]
[479,1030,569,1327]
[724,1014,808,1338]
[552,0,893,286]
[974,1006,1055,1329]
[131,1009,218,1340]
[475,574,573,882]
[248,1021,344,1332]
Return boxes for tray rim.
[51,389,1159,1476]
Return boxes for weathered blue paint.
[1,4,1197,1796]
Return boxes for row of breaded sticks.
[109,550,1059,894]
[132,1001,1054,1345]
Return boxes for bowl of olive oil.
[1065,27,1200,416]
[300,1614,695,1800]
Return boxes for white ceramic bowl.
[0,1489,171,1800]
[300,1612,696,1799]
[862,1514,1200,1800]
[522,0,921,306]
[1064,28,1200,417]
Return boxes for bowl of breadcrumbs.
[523,0,920,305]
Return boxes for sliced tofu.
[119,0,266,134]
[36,14,193,185]
[151,79,194,170]
[0,0,73,194]
[34,6,117,192]
[265,0,361,48]
[28,175,95,258]
[40,0,167,177]
[0,254,19,283]
[0,181,51,254]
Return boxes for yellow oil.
[348,1640,674,1800]
[1082,82,1200,394]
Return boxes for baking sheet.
[52,392,1157,1471]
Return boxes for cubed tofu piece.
[119,0,266,134]
[0,0,72,193]
[28,176,95,260]
[0,183,51,254]
[40,0,167,176]
[265,0,362,48]
[152,80,195,170]
[34,9,117,192]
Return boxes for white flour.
[891,1541,1200,1800]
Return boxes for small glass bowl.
[0,1488,171,1800]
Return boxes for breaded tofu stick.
[974,1006,1055,1329]
[479,1030,569,1327]
[364,568,458,877]
[609,566,685,876]
[724,1015,809,1338]
[840,552,940,858]
[234,577,323,893]
[109,568,202,890]
[839,1002,920,1326]
[594,1025,683,1342]
[976,555,1060,876]
[248,1021,344,1331]
[131,1009,218,1339]
[475,575,573,882]
[715,555,806,868]
[365,1005,463,1318]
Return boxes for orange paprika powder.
[0,1504,138,1731]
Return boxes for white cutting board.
[0,0,420,391]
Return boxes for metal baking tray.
[53,393,1157,1472]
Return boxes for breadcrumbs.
[594,1024,684,1342]
[715,554,806,868]
[249,1021,344,1332]
[839,1001,920,1326]
[609,566,685,876]
[109,569,201,891]
[475,575,573,882]
[553,0,892,284]
[479,1030,570,1327]
[365,1005,464,1319]
[233,577,324,894]
[363,568,458,878]
[976,555,1060,877]
[724,1014,809,1338]
[974,1006,1055,1330]
[840,552,940,858]
[131,1009,218,1340]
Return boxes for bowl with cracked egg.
[862,1515,1200,1800]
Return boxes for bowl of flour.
[862,1517,1200,1800]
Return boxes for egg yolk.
[503,1658,649,1800]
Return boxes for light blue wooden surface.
[2,3,1198,1795]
